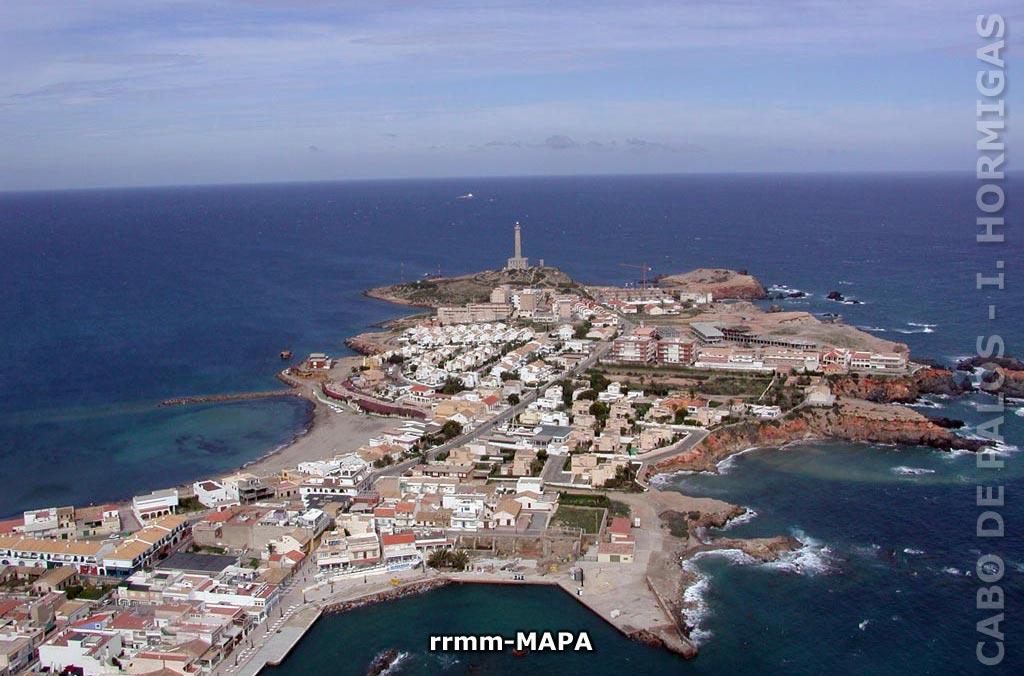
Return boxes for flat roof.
[689,322,724,338]
[157,552,239,575]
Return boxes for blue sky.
[1,1,1019,189]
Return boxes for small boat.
[456,192,474,200]
[279,350,293,360]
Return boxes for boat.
[279,350,293,360]
[456,192,474,200]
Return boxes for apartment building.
[656,338,695,365]
[610,335,657,363]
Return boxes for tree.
[507,393,521,406]
[589,371,611,392]
[440,420,463,440]
[440,376,466,395]
[589,401,610,421]
[427,549,470,571]
[557,379,575,408]
[386,354,405,365]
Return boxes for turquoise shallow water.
[0,396,311,513]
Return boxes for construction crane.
[619,262,653,289]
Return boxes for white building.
[193,480,239,509]
[132,488,179,522]
[37,629,123,676]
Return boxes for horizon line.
[1,168,1010,197]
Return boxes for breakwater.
[159,389,301,407]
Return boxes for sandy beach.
[242,378,393,476]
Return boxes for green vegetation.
[373,455,396,468]
[696,374,772,397]
[573,320,593,339]
[192,544,226,555]
[427,549,470,571]
[661,511,691,538]
[632,402,652,419]
[529,449,548,476]
[177,496,204,513]
[588,401,610,421]
[441,420,463,438]
[557,492,631,517]
[551,505,603,534]
[440,376,466,395]
[602,465,640,491]
[507,393,520,405]
[65,584,111,601]
[588,370,611,392]
[386,354,405,365]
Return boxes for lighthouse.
[505,221,529,270]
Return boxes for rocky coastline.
[653,398,986,474]
[957,355,1024,398]
[827,367,968,403]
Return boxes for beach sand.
[243,383,393,475]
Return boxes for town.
[0,224,921,675]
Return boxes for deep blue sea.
[1,174,1020,672]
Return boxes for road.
[633,428,709,488]
[376,338,613,479]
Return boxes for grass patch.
[551,505,603,534]
[557,492,632,517]
[608,500,632,518]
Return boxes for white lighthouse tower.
[505,221,529,270]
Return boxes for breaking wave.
[891,466,937,476]
[894,322,937,334]
[716,447,761,474]
[762,529,837,576]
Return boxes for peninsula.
[0,222,999,675]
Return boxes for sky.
[0,0,1020,190]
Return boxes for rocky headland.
[657,267,767,300]
[366,266,576,308]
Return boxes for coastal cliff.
[654,398,985,473]
[827,367,967,403]
[657,268,767,300]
